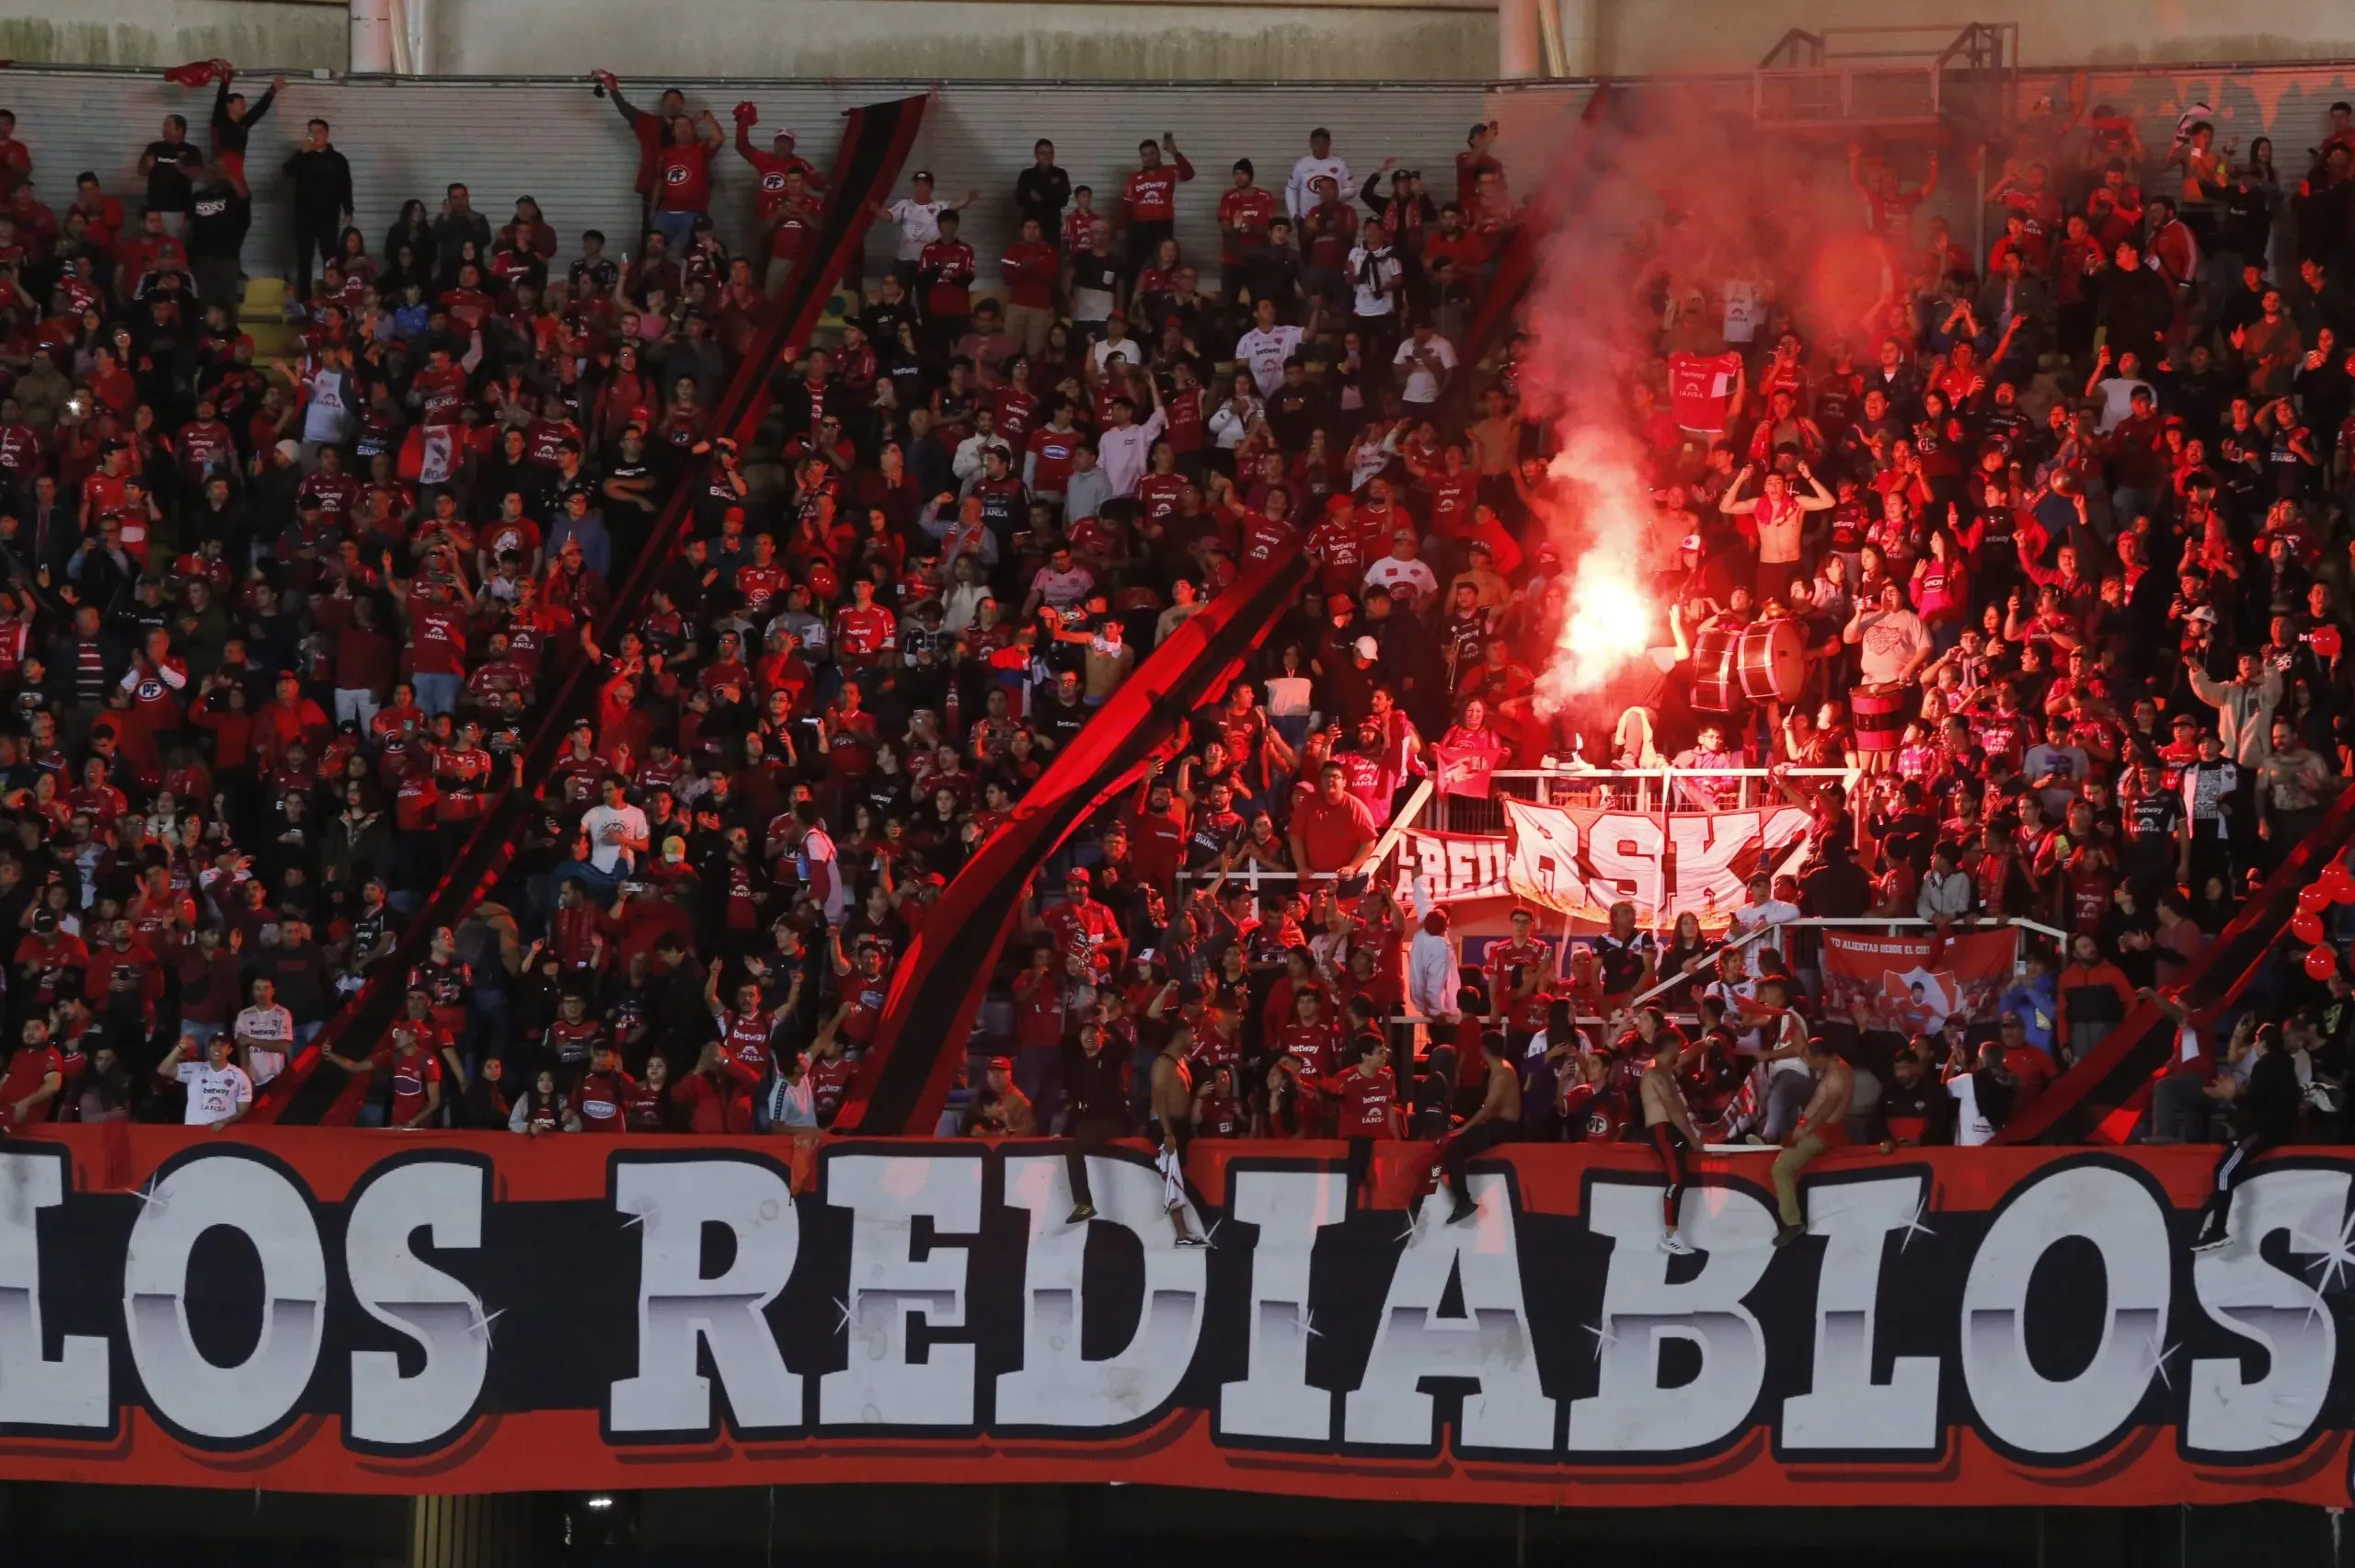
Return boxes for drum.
[1851,683,1911,753]
[1736,620,1807,704]
[1692,620,1807,712]
[1691,624,1740,713]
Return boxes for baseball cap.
[1065,865,1091,884]
[1353,635,1379,658]
[1681,533,1704,553]
[987,1055,1013,1072]
[1326,592,1355,614]
[913,169,934,181]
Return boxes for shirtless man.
[1440,1030,1521,1225]
[1149,1022,1209,1248]
[1772,1036,1855,1248]
[1642,1029,1706,1254]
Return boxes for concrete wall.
[433,0,1498,82]
[1592,0,2355,75]
[0,0,346,73]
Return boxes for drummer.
[1842,580,1936,774]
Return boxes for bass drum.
[1734,619,1806,704]
[1691,619,1807,712]
[1690,623,1741,713]
[1850,682,1912,754]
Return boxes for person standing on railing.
[1770,1036,1854,1249]
[2189,1018,2302,1253]
[1642,1028,1706,1255]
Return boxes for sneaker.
[1772,1222,1806,1250]
[2188,1226,2231,1253]
[1173,1230,1208,1249]
[1066,1202,1097,1224]
[1660,1231,1695,1255]
[1446,1197,1479,1226]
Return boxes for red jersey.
[1336,1069,1398,1138]
[1668,350,1744,433]
[1122,155,1194,223]
[652,141,717,212]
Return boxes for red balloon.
[2332,868,2355,904]
[2309,945,2342,982]
[2293,910,2326,944]
[2300,884,2335,914]
[2315,624,2344,659]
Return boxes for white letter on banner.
[998,1154,1204,1427]
[1343,1173,1555,1452]
[1961,1164,2168,1455]
[1220,1168,1346,1440]
[820,1153,981,1427]
[1779,1174,1939,1450]
[1506,799,1589,909]
[610,1159,801,1434]
[1568,1181,1772,1452]
[1582,812,1663,911]
[1666,811,1762,914]
[2188,1168,2347,1454]
[124,1154,326,1441]
[347,1160,488,1448]
[0,1149,107,1428]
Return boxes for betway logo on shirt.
[1,1133,2352,1504]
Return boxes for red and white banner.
[1499,796,1814,928]
[397,424,456,485]
[8,1128,2355,1506]
[1397,829,1511,901]
[1821,929,2017,1035]
[1399,800,1814,926]
[1430,744,1498,798]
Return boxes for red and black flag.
[836,544,1314,1138]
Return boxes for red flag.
[163,60,225,88]
[1432,743,1497,798]
[397,424,455,484]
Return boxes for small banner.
[1821,928,2019,1035]
[1430,743,1498,798]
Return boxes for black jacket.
[282,145,354,219]
[187,182,251,262]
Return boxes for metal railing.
[1752,21,2016,130]
[1419,765,1855,836]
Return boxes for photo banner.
[6,1127,2355,1505]
[1821,929,2019,1036]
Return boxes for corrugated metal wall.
[0,68,1484,291]
[6,62,2352,298]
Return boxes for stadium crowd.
[0,66,2339,1230]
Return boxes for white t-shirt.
[1348,247,1402,317]
[1363,555,1440,602]
[1287,154,1351,219]
[799,827,846,922]
[581,802,650,874]
[889,199,948,260]
[177,1059,254,1125]
[1722,279,1767,343]
[1236,325,1305,397]
[1947,1073,1996,1146]
[1089,336,1145,373]
[1393,334,1459,405]
[234,1003,295,1085]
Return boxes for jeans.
[650,208,702,254]
[413,671,460,717]
[335,687,382,727]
